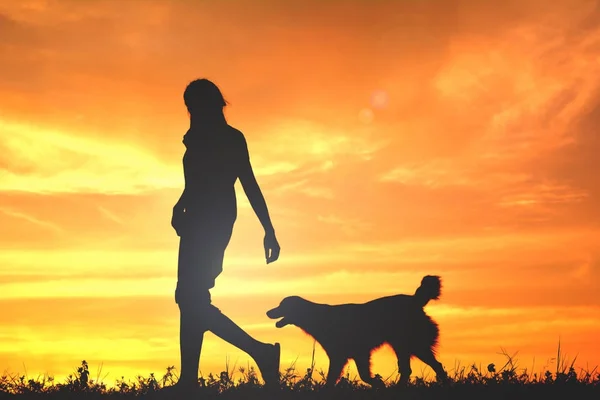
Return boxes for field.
[1,348,598,400]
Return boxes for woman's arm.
[237,134,280,263]
[238,145,275,235]
[174,159,190,212]
[171,163,188,236]
[171,188,188,237]
[173,188,188,212]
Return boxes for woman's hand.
[264,231,280,264]
[171,205,186,237]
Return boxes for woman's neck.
[189,113,226,129]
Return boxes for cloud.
[375,2,599,217]
[497,182,588,208]
[2,227,598,309]
[258,119,384,160]
[0,119,181,194]
[97,205,124,225]
[0,115,383,199]
[380,160,481,188]
[316,214,371,237]
[380,160,588,211]
[251,118,385,176]
[0,206,63,233]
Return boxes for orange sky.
[1,0,599,385]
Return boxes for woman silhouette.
[171,79,281,391]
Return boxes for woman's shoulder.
[225,124,244,137]
[224,124,247,145]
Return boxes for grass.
[1,344,598,399]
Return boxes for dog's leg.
[354,354,385,389]
[414,349,448,382]
[391,347,412,386]
[325,356,347,388]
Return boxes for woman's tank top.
[182,124,247,226]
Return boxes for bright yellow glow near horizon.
[1,0,599,385]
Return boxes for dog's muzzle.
[266,306,290,328]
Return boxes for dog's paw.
[372,377,386,390]
[436,371,450,385]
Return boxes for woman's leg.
[178,303,206,386]
[178,225,280,385]
[202,239,280,384]
[179,316,203,385]
[206,305,262,355]
[175,235,208,388]
[205,304,280,385]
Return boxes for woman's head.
[183,79,228,123]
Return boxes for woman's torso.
[182,124,245,226]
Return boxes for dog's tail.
[414,275,442,308]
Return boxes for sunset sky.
[1,0,599,385]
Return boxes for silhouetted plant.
[0,344,598,398]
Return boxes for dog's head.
[266,296,306,328]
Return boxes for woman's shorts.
[175,222,234,308]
